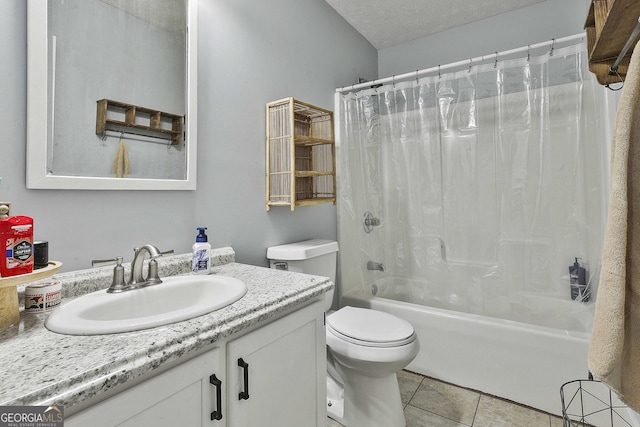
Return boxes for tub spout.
[367,261,385,272]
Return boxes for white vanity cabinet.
[66,299,326,427]
[225,299,326,427]
[65,347,223,427]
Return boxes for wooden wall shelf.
[585,0,640,85]
[96,99,184,145]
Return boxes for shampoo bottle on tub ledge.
[192,227,211,275]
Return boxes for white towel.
[588,45,640,412]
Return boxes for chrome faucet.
[367,261,385,272]
[130,244,163,288]
[92,244,173,293]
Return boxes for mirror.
[26,0,197,190]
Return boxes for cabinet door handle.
[209,374,223,421]
[238,358,250,400]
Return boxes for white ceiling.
[325,0,546,49]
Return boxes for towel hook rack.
[96,99,184,146]
[609,16,640,76]
[603,16,640,91]
[605,69,625,91]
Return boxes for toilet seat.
[327,306,416,348]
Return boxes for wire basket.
[560,378,635,426]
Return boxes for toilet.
[267,239,419,427]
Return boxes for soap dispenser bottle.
[569,257,589,302]
[192,227,211,275]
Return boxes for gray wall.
[378,0,591,78]
[0,0,596,274]
[0,0,376,272]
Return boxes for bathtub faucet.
[367,261,385,272]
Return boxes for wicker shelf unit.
[266,98,336,211]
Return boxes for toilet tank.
[267,239,338,309]
[266,239,339,281]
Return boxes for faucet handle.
[146,248,171,284]
[107,256,128,293]
[92,257,120,267]
[146,258,162,285]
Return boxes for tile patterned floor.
[327,370,564,427]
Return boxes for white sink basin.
[45,275,247,335]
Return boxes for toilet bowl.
[326,306,419,427]
[266,240,420,427]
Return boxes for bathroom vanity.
[0,247,332,427]
[67,300,324,427]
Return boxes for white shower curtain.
[336,42,618,333]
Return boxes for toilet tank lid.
[267,239,339,260]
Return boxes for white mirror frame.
[26,0,197,190]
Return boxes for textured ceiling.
[325,0,546,49]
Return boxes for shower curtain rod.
[336,33,585,93]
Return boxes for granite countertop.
[0,247,333,410]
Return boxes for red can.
[0,216,34,277]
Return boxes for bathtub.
[341,287,591,416]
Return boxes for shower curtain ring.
[494,52,498,68]
[527,45,531,62]
[416,70,419,83]
[438,65,441,79]
[550,38,555,56]
[468,58,472,73]
[392,75,395,88]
